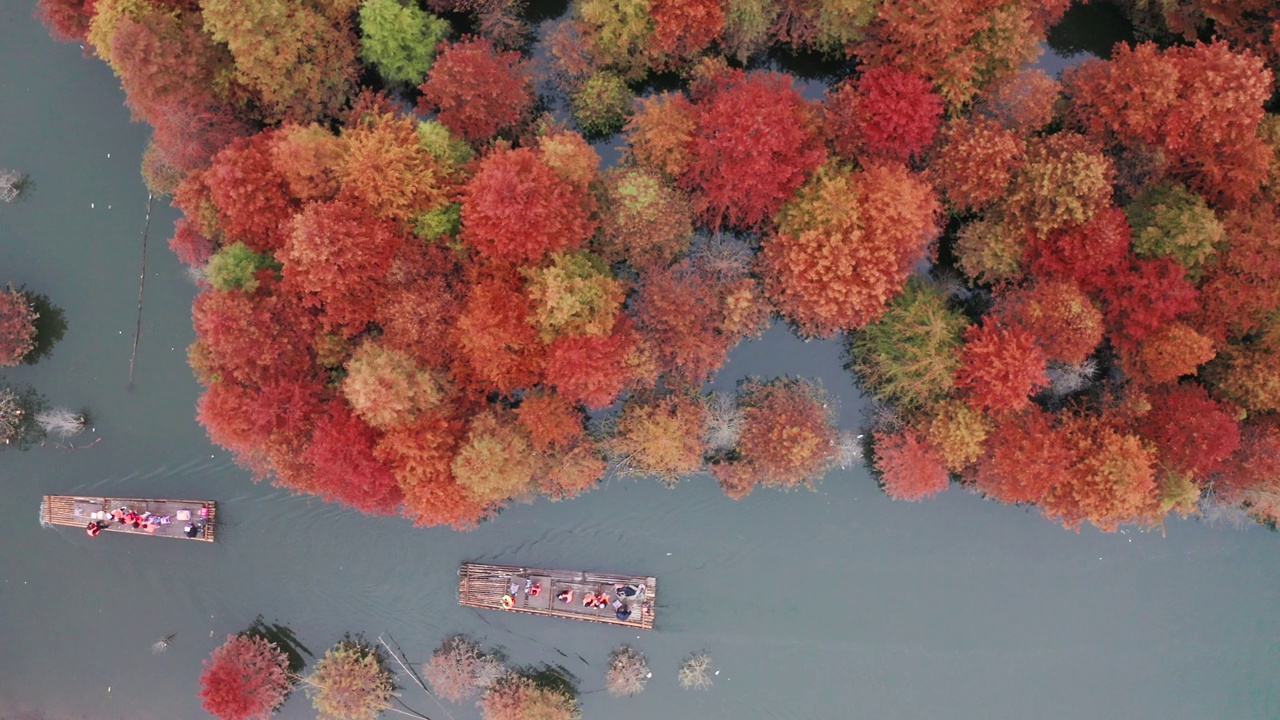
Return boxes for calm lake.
[1,3,1277,719]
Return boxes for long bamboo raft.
[459,562,656,630]
[42,495,216,542]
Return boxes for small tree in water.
[199,634,294,720]
[0,169,31,203]
[305,637,395,720]
[605,645,649,697]
[0,286,38,366]
[678,651,713,690]
[478,674,578,720]
[423,635,505,703]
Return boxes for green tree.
[847,276,969,411]
[358,0,451,84]
[1125,183,1224,274]
[207,242,279,293]
[570,71,634,138]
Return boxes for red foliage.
[954,322,1049,413]
[300,402,404,514]
[544,316,641,408]
[633,262,728,382]
[1138,383,1240,480]
[461,146,597,264]
[977,68,1059,135]
[283,199,405,336]
[1133,321,1216,384]
[1025,207,1132,294]
[873,428,950,501]
[723,377,837,495]
[930,118,1024,212]
[191,278,319,389]
[825,66,943,162]
[1043,414,1160,532]
[198,635,292,720]
[1193,203,1280,343]
[417,37,536,143]
[376,412,490,528]
[108,10,229,129]
[1065,41,1274,207]
[517,390,586,452]
[681,69,826,230]
[973,408,1072,505]
[36,0,97,43]
[0,288,37,367]
[452,270,544,395]
[650,0,725,66]
[206,132,299,253]
[168,218,216,267]
[1215,421,1280,525]
[995,280,1102,366]
[375,245,465,370]
[1099,257,1199,356]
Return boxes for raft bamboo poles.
[458,562,656,630]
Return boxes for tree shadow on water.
[22,293,66,366]
[242,615,313,675]
[519,662,579,696]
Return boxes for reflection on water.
[1047,0,1135,60]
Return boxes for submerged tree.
[677,651,713,690]
[605,645,650,697]
[478,674,578,720]
[0,287,38,367]
[198,634,294,720]
[424,636,505,703]
[304,637,395,720]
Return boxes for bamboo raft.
[459,562,656,630]
[42,495,216,542]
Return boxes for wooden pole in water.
[127,193,153,390]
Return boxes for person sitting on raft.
[501,594,516,609]
[183,523,201,538]
[611,599,631,621]
[556,589,574,604]
[85,521,103,537]
[615,583,643,598]
[527,581,541,597]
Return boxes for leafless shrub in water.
[836,429,864,470]
[704,392,742,451]
[36,407,86,439]
[606,645,650,697]
[690,234,753,279]
[0,169,30,203]
[678,651,713,690]
[423,635,505,703]
[151,633,176,654]
[1198,493,1254,530]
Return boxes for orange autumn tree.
[993,280,1103,366]
[711,377,837,498]
[1137,383,1240,481]
[761,162,940,337]
[1042,414,1160,532]
[612,391,709,482]
[930,118,1025,213]
[972,408,1072,505]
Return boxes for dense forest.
[34,0,1280,533]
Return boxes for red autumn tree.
[649,0,725,66]
[973,408,1073,505]
[994,280,1103,366]
[824,65,943,162]
[1214,421,1280,525]
[930,118,1025,213]
[375,411,490,528]
[1064,41,1273,208]
[374,247,465,370]
[269,123,348,203]
[1193,202,1280,343]
[198,634,293,720]
[37,0,97,43]
[423,636,503,703]
[632,262,729,383]
[682,69,826,230]
[761,162,940,336]
[0,287,37,367]
[517,390,587,453]
[1138,383,1240,480]
[168,218,217,267]
[283,199,405,336]
[190,277,319,389]
[452,270,545,395]
[1099,257,1199,357]
[1132,321,1216,384]
[715,377,837,497]
[301,402,404,514]
[418,37,536,143]
[1025,206,1132,294]
[977,68,1059,135]
[461,146,597,264]
[544,316,642,408]
[205,131,299,253]
[873,427,950,501]
[954,322,1049,413]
